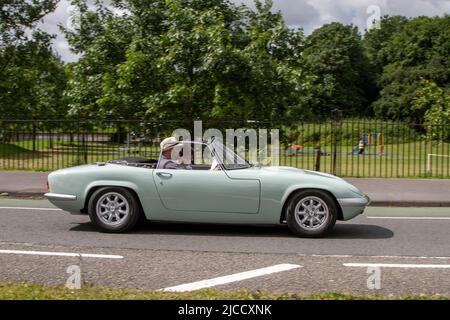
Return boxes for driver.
[158,137,191,169]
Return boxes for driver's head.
[160,137,182,159]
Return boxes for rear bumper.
[44,193,77,201]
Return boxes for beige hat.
[160,137,182,151]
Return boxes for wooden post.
[315,146,321,172]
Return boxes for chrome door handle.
[156,172,173,178]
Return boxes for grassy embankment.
[0,282,448,300]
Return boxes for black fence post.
[82,131,87,164]
[32,119,36,153]
[331,109,342,176]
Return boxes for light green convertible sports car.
[45,140,370,238]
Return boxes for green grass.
[0,282,448,300]
[280,141,450,178]
[0,143,34,158]
[0,140,160,171]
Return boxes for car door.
[152,169,260,214]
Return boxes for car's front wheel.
[286,190,337,238]
[88,187,141,233]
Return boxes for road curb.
[0,192,46,199]
[370,201,450,207]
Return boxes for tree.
[302,22,374,117]
[208,0,312,142]
[63,0,310,127]
[0,0,66,119]
[363,15,409,75]
[1,0,59,70]
[0,31,67,119]
[412,80,450,140]
[62,0,134,118]
[99,0,244,123]
[367,16,450,123]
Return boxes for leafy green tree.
[0,1,58,44]
[363,15,409,75]
[62,1,134,118]
[0,31,67,119]
[99,0,244,123]
[412,80,450,140]
[0,0,66,120]
[302,22,374,117]
[367,16,450,123]
[63,0,310,128]
[230,0,307,122]
[1,0,59,72]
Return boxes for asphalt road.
[0,199,449,296]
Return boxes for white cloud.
[307,0,450,33]
[38,0,450,62]
[236,0,320,29]
[37,0,79,61]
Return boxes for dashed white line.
[0,249,123,259]
[353,255,450,260]
[305,253,450,259]
[367,216,450,220]
[162,263,301,292]
[344,263,450,269]
[0,207,62,211]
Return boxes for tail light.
[45,180,50,192]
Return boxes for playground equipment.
[285,144,303,156]
[350,131,385,156]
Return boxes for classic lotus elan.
[45,139,370,238]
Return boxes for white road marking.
[354,255,450,260]
[0,249,123,259]
[305,253,450,259]
[344,263,450,269]
[367,216,450,220]
[162,263,301,292]
[0,206,62,211]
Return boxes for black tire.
[88,187,141,233]
[286,189,337,238]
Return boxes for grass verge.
[0,282,448,300]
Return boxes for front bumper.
[337,195,371,207]
[44,193,77,201]
[337,195,370,220]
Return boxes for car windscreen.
[210,141,251,170]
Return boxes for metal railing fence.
[1,119,449,178]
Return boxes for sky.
[37,0,450,62]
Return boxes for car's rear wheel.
[88,187,141,233]
[286,189,337,238]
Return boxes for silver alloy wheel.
[96,192,130,227]
[294,196,329,230]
